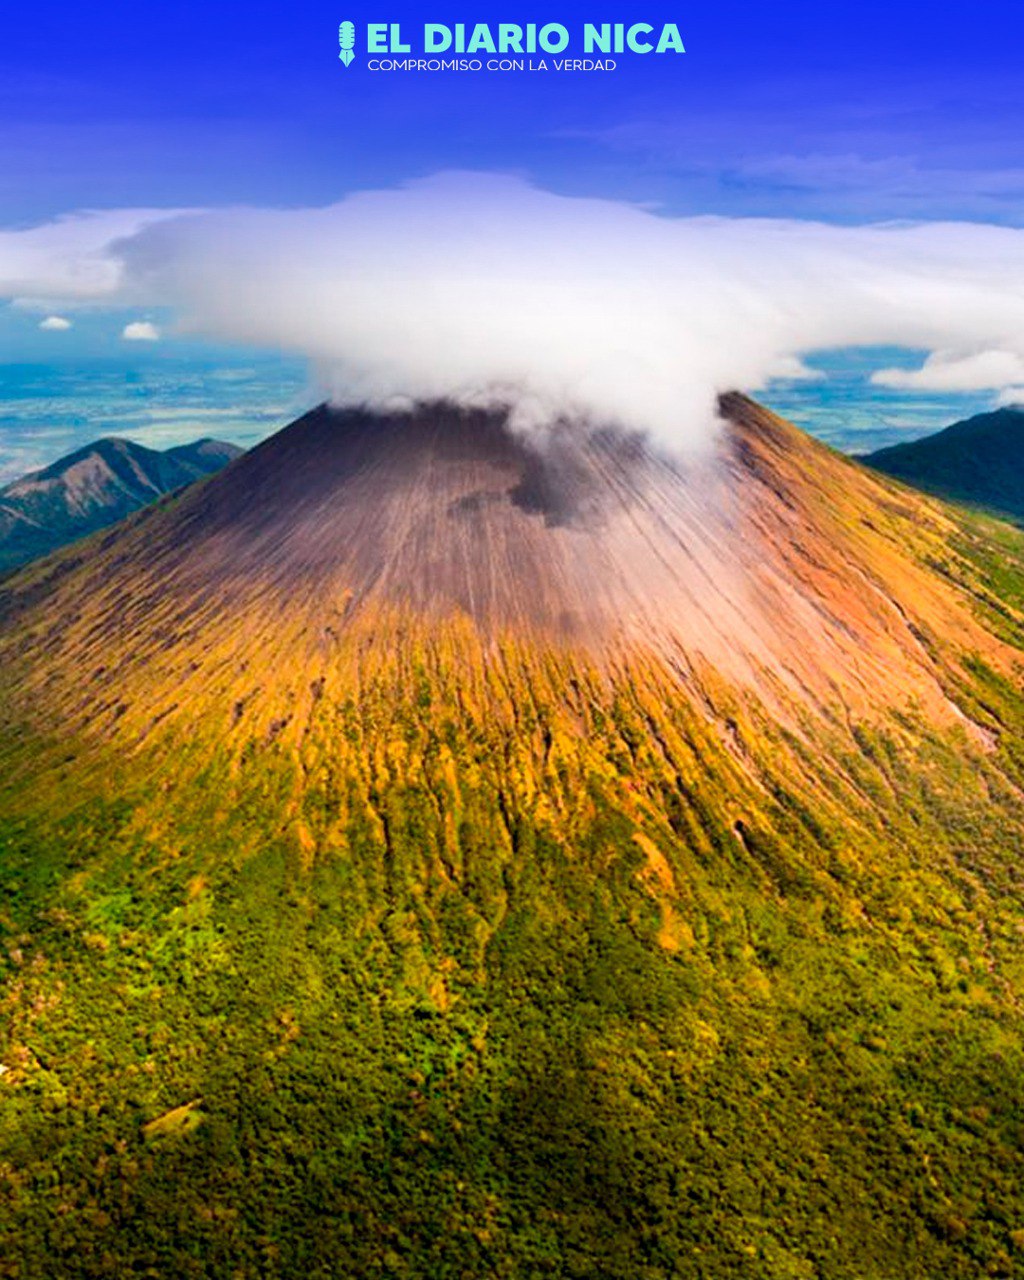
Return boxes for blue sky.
[1,0,1023,474]
[3,0,1022,224]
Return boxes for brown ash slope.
[0,393,1012,740]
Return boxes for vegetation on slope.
[865,407,1024,524]
[4,617,1024,1278]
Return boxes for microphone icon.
[338,21,356,66]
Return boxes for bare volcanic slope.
[4,396,1024,1277]
[0,393,1013,737]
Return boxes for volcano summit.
[3,396,1024,1277]
[2,394,1007,728]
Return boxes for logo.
[334,20,686,73]
[338,21,356,66]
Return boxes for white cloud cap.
[39,315,72,331]
[4,175,1024,449]
[122,320,160,342]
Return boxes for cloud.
[121,320,160,342]
[38,315,72,331]
[872,350,1024,391]
[0,209,180,303]
[3,174,1024,448]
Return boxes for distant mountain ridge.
[0,435,242,572]
[864,405,1024,522]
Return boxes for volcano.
[3,395,1024,1278]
